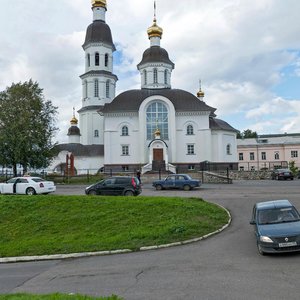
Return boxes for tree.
[0,80,58,176]
[288,160,299,176]
[237,129,258,139]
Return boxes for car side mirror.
[249,220,256,225]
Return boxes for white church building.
[50,0,238,175]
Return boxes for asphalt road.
[1,180,300,299]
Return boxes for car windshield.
[258,207,300,225]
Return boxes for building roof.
[78,105,104,113]
[101,88,216,114]
[55,144,104,157]
[209,118,238,132]
[137,46,174,68]
[82,20,115,50]
[237,133,300,146]
[67,126,81,136]
[80,70,118,80]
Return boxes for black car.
[85,176,142,196]
[271,168,294,180]
[250,200,300,255]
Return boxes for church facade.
[50,0,238,174]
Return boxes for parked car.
[152,174,201,191]
[85,176,142,196]
[271,168,294,180]
[0,176,56,195]
[250,199,300,255]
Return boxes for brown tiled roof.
[137,46,174,67]
[83,20,116,51]
[101,89,216,114]
[55,144,104,157]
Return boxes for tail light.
[39,183,44,188]
[131,178,136,188]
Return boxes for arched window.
[144,70,147,85]
[164,69,168,84]
[94,79,99,97]
[105,53,109,67]
[84,80,88,98]
[95,52,99,66]
[121,126,129,136]
[87,54,90,67]
[146,102,168,140]
[106,80,110,98]
[226,144,232,155]
[94,130,99,137]
[275,152,280,160]
[187,125,194,135]
[153,68,158,84]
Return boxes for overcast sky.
[1,0,300,143]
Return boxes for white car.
[0,176,56,195]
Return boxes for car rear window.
[31,178,44,182]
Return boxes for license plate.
[279,241,297,247]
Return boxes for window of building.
[146,102,168,140]
[239,153,244,161]
[122,165,129,171]
[250,166,255,171]
[122,145,129,156]
[239,166,244,171]
[188,165,195,171]
[226,144,232,155]
[250,152,255,161]
[94,130,99,137]
[95,52,99,66]
[187,144,195,155]
[274,152,280,160]
[121,126,129,136]
[187,125,194,135]
[87,54,90,67]
[261,152,266,160]
[94,79,99,97]
[164,69,168,84]
[153,68,158,84]
[144,70,147,85]
[105,53,109,67]
[291,150,298,158]
[106,80,110,98]
[84,80,88,98]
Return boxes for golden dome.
[91,0,107,9]
[147,18,163,39]
[197,90,205,98]
[70,116,78,125]
[154,128,161,137]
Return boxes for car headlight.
[260,236,274,243]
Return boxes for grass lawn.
[0,293,121,300]
[0,195,229,257]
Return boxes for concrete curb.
[0,204,231,264]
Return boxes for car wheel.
[155,184,163,191]
[183,185,191,191]
[26,187,36,195]
[88,190,97,195]
[257,243,265,256]
[291,177,294,180]
[124,190,134,196]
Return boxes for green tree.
[288,160,299,176]
[0,80,58,176]
[237,129,258,139]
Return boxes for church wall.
[80,112,103,145]
[211,131,237,162]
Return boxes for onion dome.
[68,111,81,136]
[197,89,205,98]
[137,46,174,67]
[91,0,107,10]
[147,18,163,39]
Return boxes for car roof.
[256,200,293,210]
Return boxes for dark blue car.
[152,174,201,191]
[250,200,300,255]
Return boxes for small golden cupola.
[147,1,163,39]
[197,80,205,100]
[91,0,107,9]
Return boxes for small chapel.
[50,0,238,175]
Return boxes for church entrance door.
[152,149,165,171]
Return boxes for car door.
[100,178,116,195]
[164,176,176,189]
[2,178,16,194]
[16,178,30,194]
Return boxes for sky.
[0,0,300,143]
